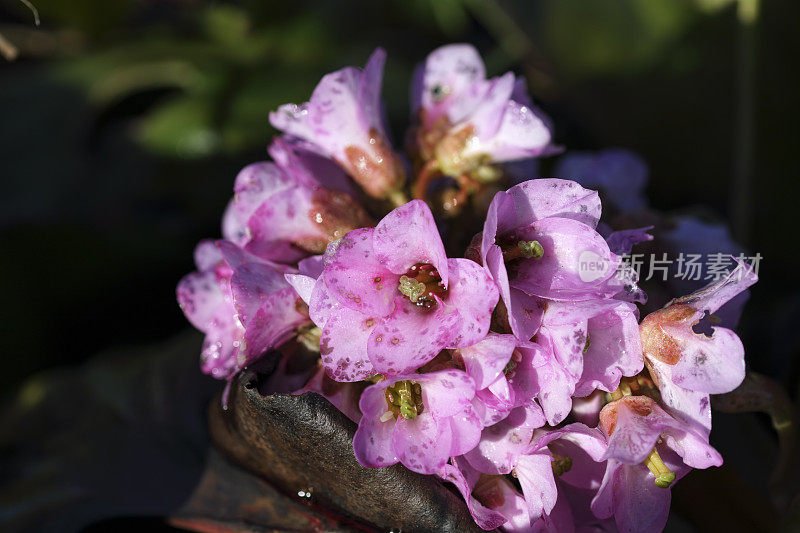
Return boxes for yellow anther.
[518,240,544,259]
[398,275,426,303]
[644,447,676,488]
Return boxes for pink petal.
[416,369,476,418]
[448,404,484,456]
[373,200,449,285]
[393,412,451,474]
[600,396,670,464]
[502,178,602,229]
[515,452,558,522]
[353,383,399,467]
[465,100,552,163]
[611,463,671,533]
[323,227,398,317]
[467,72,516,140]
[416,44,487,125]
[233,161,294,223]
[194,239,223,271]
[574,302,644,397]
[464,418,535,475]
[318,305,376,382]
[512,217,621,301]
[437,462,508,530]
[485,245,545,341]
[460,333,517,390]
[606,226,653,255]
[443,258,499,348]
[177,270,225,332]
[367,298,460,375]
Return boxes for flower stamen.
[644,447,676,488]
[385,380,424,420]
[398,263,447,309]
[500,239,544,262]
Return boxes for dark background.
[0,0,798,529]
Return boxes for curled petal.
[485,245,545,341]
[515,452,558,522]
[498,178,601,231]
[414,43,487,125]
[437,461,508,531]
[353,383,399,467]
[511,217,620,301]
[459,333,517,390]
[464,418,535,475]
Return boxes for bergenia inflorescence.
[178,44,758,532]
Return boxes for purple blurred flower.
[353,369,481,474]
[270,49,406,200]
[640,257,758,432]
[554,149,649,214]
[288,200,498,381]
[223,138,371,264]
[176,240,311,380]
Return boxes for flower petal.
[444,258,499,348]
[459,333,517,390]
[464,418,535,475]
[515,452,558,522]
[511,217,620,301]
[485,245,545,341]
[353,383,399,467]
[448,404,483,457]
[574,302,644,397]
[323,227,398,316]
[437,461,508,531]
[318,305,375,382]
[368,298,459,375]
[373,200,448,285]
[417,369,476,418]
[393,412,451,474]
[502,178,602,229]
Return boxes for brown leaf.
[208,369,485,532]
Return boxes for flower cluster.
[177,44,758,532]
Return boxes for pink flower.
[593,395,722,533]
[353,369,481,474]
[288,200,498,381]
[457,333,548,426]
[515,424,608,529]
[532,299,644,424]
[176,240,310,380]
[270,49,406,200]
[640,257,758,433]
[410,44,554,176]
[223,138,371,264]
[438,457,528,531]
[474,178,642,342]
